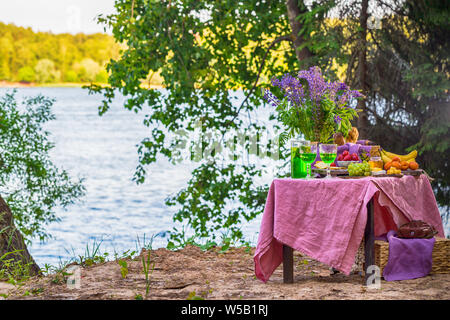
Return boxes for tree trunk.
[0,196,40,276]
[357,0,370,138]
[286,0,313,64]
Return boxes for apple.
[343,155,352,161]
[343,150,349,156]
[337,154,344,161]
[351,153,359,161]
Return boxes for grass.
[22,234,158,298]
[61,237,110,268]
[117,259,128,279]
[0,249,34,285]
[0,225,36,285]
[137,234,156,298]
[0,231,253,299]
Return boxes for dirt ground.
[1,245,449,300]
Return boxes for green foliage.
[136,234,155,297]
[64,70,78,83]
[17,66,35,83]
[0,91,85,241]
[269,68,361,143]
[165,163,268,246]
[187,290,205,300]
[95,70,109,83]
[0,249,33,284]
[74,237,108,267]
[367,0,449,209]
[274,97,315,142]
[0,36,13,80]
[89,0,449,247]
[89,0,298,246]
[118,259,128,278]
[34,59,60,83]
[74,58,102,82]
[0,22,121,84]
[300,0,449,211]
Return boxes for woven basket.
[375,237,450,274]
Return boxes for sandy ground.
[1,245,449,300]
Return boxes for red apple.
[343,150,349,156]
[343,155,352,161]
[337,154,344,161]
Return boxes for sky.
[0,1,388,35]
[0,0,116,34]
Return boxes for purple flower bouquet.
[263,66,364,144]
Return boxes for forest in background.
[0,22,143,85]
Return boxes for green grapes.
[348,161,372,177]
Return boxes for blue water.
[0,88,448,267]
[0,87,269,267]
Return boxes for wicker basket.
[375,237,450,274]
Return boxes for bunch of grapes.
[348,161,371,176]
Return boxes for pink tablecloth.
[254,175,445,282]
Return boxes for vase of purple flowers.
[263,66,364,145]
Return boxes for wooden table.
[282,197,375,284]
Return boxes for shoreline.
[0,81,163,89]
[1,245,449,300]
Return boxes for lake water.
[0,88,448,267]
[0,87,273,267]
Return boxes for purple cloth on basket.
[382,230,435,281]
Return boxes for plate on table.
[401,169,424,176]
[312,168,348,177]
[330,166,346,170]
[337,175,368,179]
[372,174,404,178]
[337,161,359,168]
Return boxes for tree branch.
[227,35,294,127]
[285,0,312,63]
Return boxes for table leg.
[283,244,294,283]
[364,197,375,284]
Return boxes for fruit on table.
[387,167,401,175]
[384,162,392,170]
[400,161,409,170]
[409,161,419,170]
[381,149,420,171]
[315,161,328,169]
[380,149,417,164]
[348,161,371,176]
[338,150,360,162]
[391,161,401,169]
[382,149,417,162]
[380,151,393,164]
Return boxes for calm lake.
[0,87,448,267]
[1,87,268,267]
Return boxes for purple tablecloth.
[254,175,445,282]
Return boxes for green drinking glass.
[301,141,317,179]
[319,143,337,179]
[291,140,307,179]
